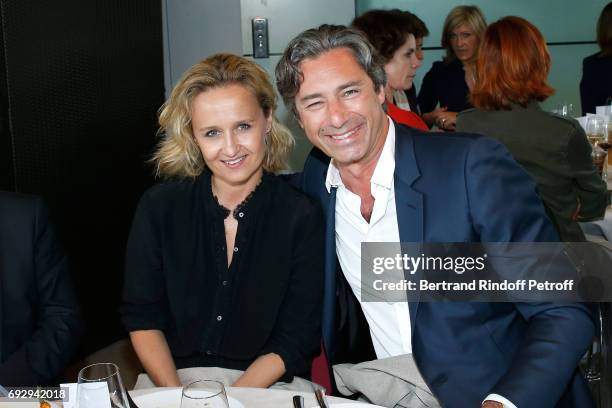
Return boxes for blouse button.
[238,212,244,218]
[233,247,238,252]
[222,280,228,286]
[216,315,223,321]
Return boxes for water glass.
[77,363,128,408]
[559,103,575,117]
[181,380,229,408]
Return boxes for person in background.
[580,1,612,115]
[0,191,83,386]
[418,5,486,131]
[351,9,428,131]
[121,54,324,387]
[403,11,429,114]
[457,16,609,242]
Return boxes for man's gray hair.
[275,24,386,116]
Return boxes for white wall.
[162,0,243,97]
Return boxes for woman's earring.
[264,128,271,145]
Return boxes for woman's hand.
[435,110,458,131]
[130,330,181,387]
[232,353,286,388]
[423,106,457,130]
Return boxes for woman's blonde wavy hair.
[441,5,487,63]
[152,53,294,178]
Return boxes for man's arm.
[0,197,83,385]
[465,137,594,407]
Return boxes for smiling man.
[276,25,595,408]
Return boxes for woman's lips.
[221,155,246,167]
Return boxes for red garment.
[386,101,429,131]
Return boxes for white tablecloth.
[0,387,372,408]
[130,386,371,408]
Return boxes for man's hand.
[482,401,504,408]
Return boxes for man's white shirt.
[324,117,516,408]
[325,119,412,358]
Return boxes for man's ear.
[294,110,304,129]
[377,84,386,105]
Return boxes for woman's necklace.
[464,64,477,90]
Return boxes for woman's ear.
[266,113,273,134]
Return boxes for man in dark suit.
[579,1,612,115]
[275,25,595,407]
[0,191,82,385]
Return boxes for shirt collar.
[325,117,396,193]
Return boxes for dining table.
[0,387,381,408]
[130,386,380,408]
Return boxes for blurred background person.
[0,191,82,386]
[457,16,609,242]
[352,9,428,130]
[404,11,429,115]
[121,54,324,387]
[418,5,486,131]
[580,1,612,115]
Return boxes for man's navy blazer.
[293,123,595,407]
[0,192,82,385]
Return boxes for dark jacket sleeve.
[0,197,83,386]
[417,62,441,115]
[259,197,325,381]
[580,57,598,116]
[121,189,171,332]
[566,122,610,219]
[464,137,594,407]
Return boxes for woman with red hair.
[457,16,609,241]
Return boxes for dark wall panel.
[0,0,164,355]
[0,15,13,192]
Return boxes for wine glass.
[181,380,229,408]
[77,363,129,408]
[586,116,606,149]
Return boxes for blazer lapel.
[300,148,340,361]
[322,187,337,362]
[394,126,424,334]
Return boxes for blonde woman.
[121,54,324,387]
[418,5,486,130]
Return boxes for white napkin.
[61,382,111,408]
[596,105,612,117]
